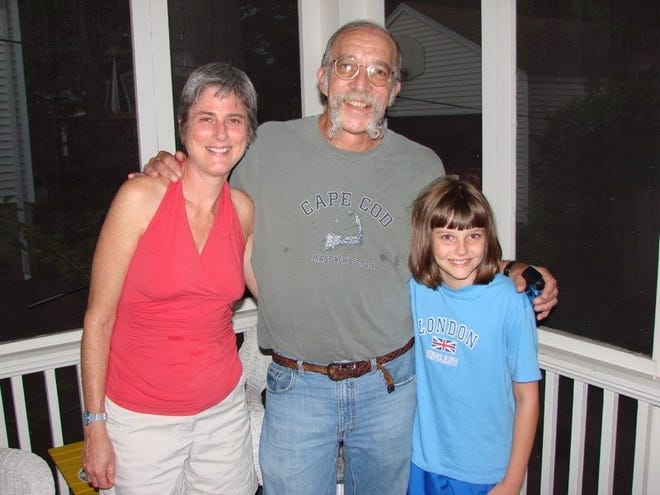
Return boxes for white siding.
[0,1,16,200]
[517,71,530,223]
[528,74,587,133]
[519,74,586,224]
[0,0,33,204]
[387,4,482,117]
[385,4,587,227]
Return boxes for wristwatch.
[82,410,107,426]
[502,260,517,277]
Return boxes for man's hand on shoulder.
[128,150,187,182]
[506,262,558,321]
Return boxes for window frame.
[483,0,659,366]
[129,0,176,166]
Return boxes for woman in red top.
[81,63,258,494]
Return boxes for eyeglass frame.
[331,58,396,87]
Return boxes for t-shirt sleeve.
[506,294,542,383]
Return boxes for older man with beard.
[142,20,558,495]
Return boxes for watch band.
[83,411,107,426]
[502,260,517,277]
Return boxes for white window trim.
[129,0,176,167]
[481,0,517,259]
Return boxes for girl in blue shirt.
[407,176,541,495]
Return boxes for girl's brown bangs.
[431,200,487,231]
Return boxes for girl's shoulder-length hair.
[409,175,502,289]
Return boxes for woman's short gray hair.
[177,62,258,144]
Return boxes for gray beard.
[326,93,386,140]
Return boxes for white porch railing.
[0,307,258,495]
[1,309,659,494]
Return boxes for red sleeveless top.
[106,180,245,415]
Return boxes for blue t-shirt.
[409,274,541,484]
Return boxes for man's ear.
[317,66,328,97]
[388,80,402,106]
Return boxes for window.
[167,0,301,134]
[1,0,301,342]
[386,0,483,186]
[1,0,137,341]
[386,0,658,355]
[516,0,659,355]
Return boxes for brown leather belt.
[271,338,413,393]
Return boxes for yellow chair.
[48,441,98,495]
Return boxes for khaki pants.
[102,376,258,495]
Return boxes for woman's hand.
[82,424,116,489]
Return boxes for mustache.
[331,90,380,108]
[327,91,387,140]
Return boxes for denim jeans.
[259,347,416,495]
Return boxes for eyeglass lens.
[334,59,392,86]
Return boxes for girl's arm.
[489,381,539,495]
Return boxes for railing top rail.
[1,314,657,404]
[0,329,83,379]
[0,305,259,379]
[539,328,660,406]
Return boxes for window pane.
[1,0,137,341]
[386,0,482,186]
[167,0,301,130]
[516,1,659,354]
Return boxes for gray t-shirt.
[232,116,444,362]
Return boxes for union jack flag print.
[431,337,456,354]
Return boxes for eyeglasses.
[332,58,394,87]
